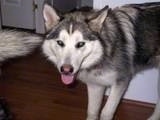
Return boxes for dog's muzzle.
[60,64,75,85]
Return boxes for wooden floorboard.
[0,50,155,120]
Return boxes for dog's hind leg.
[148,69,160,120]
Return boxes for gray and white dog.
[42,2,160,120]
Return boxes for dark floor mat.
[0,99,12,120]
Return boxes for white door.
[1,0,35,29]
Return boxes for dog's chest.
[78,69,117,86]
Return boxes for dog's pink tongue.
[61,74,74,85]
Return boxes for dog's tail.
[0,29,43,62]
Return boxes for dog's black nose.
[60,64,74,74]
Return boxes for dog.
[42,2,160,120]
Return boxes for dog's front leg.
[100,81,129,120]
[86,83,105,120]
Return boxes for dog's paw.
[100,115,113,120]
[86,114,98,120]
[147,117,154,120]
[147,116,159,120]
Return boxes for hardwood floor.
[0,50,155,120]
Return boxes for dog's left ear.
[87,6,109,33]
[43,4,60,31]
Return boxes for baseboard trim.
[122,98,155,108]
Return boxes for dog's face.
[42,4,108,85]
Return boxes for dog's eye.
[57,40,65,47]
[76,42,85,48]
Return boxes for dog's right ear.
[87,6,109,33]
[43,4,60,31]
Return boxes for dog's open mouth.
[61,74,75,85]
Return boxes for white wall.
[104,69,159,103]
[93,0,160,104]
[124,69,159,103]
[94,0,160,9]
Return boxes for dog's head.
[42,4,109,85]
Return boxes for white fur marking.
[69,24,73,35]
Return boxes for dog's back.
[106,3,160,72]
[125,3,160,71]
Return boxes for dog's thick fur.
[0,29,42,62]
[42,2,160,120]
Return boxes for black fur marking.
[128,2,160,8]
[45,27,60,40]
[133,6,160,68]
